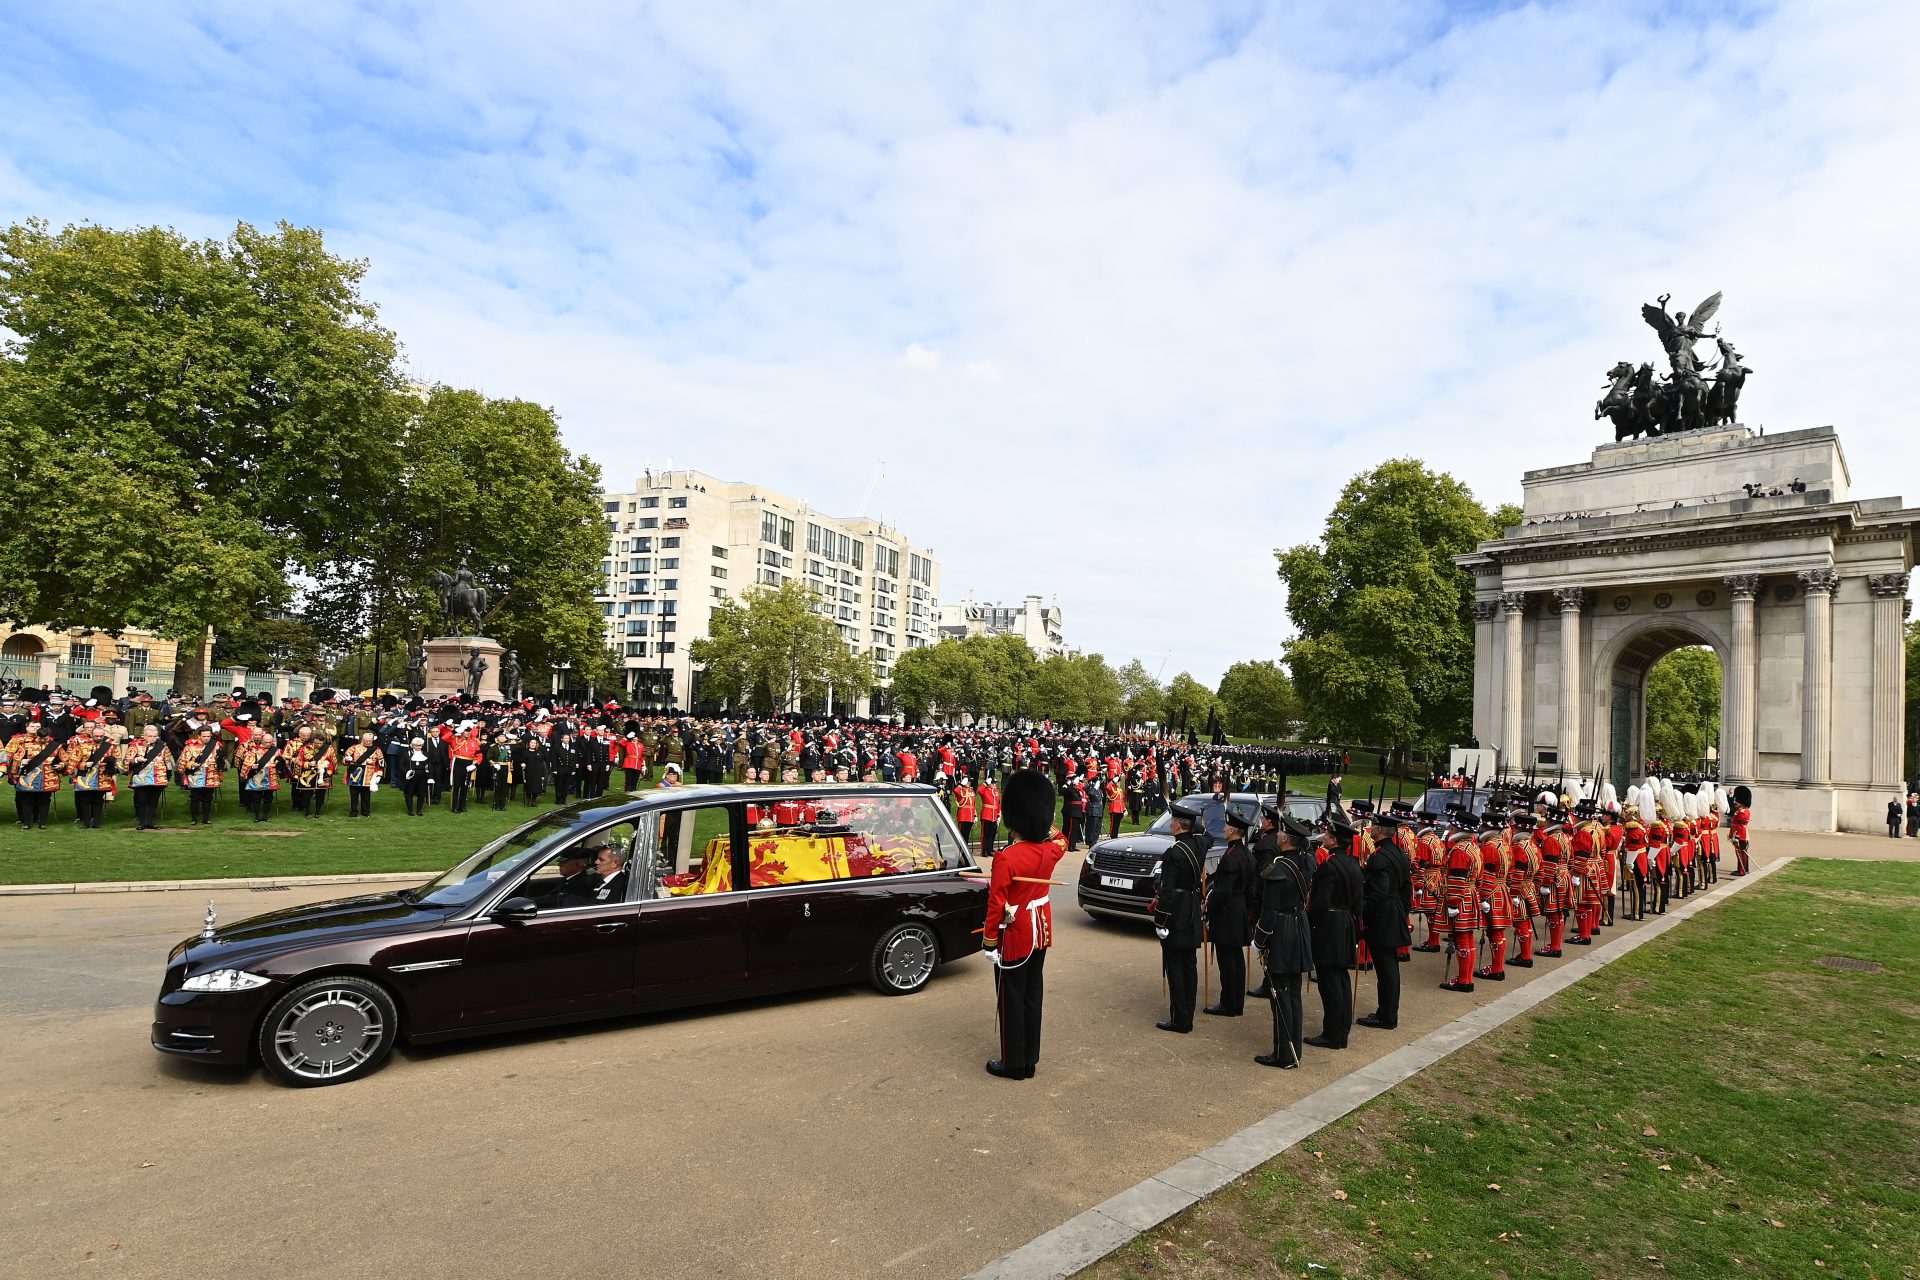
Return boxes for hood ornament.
[200,900,217,942]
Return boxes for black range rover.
[1075,791,1329,923]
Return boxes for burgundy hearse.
[153,784,986,1086]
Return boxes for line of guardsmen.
[1144,784,1747,1068]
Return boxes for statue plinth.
[421,636,505,702]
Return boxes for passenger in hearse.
[586,845,629,903]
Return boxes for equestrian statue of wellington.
[1595,291,1754,441]
[428,559,490,634]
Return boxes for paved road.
[0,833,1904,1279]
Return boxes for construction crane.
[856,461,885,518]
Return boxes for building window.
[603,500,621,513]
[759,568,780,585]
[626,620,648,636]
[637,517,659,529]
[626,641,646,657]
[661,600,678,616]
[711,566,727,579]
[603,603,616,616]
[852,542,863,570]
[711,586,728,599]
[807,523,822,554]
[711,545,727,559]
[634,601,654,615]
[669,497,688,508]
[659,642,676,655]
[635,537,653,552]
[660,557,679,570]
[629,558,650,573]
[640,496,660,508]
[762,512,779,543]
[661,537,680,549]
[659,621,677,634]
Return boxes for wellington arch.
[1457,425,1919,833]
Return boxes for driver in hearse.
[536,846,600,907]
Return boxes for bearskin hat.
[1000,768,1056,843]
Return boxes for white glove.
[1447,907,1460,917]
[982,948,1001,968]
[1154,926,1170,940]
[1572,876,1583,887]
[1480,901,1491,913]
[369,778,380,792]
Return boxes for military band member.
[5,719,62,828]
[980,769,1063,1081]
[64,721,119,829]
[1252,808,1314,1067]
[287,725,336,819]
[1152,798,1209,1033]
[1306,816,1362,1049]
[178,724,222,825]
[342,731,384,817]
[120,723,176,830]
[1358,806,1413,1030]
[1204,810,1254,1017]
[237,730,283,822]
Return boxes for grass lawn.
[1084,859,1920,1280]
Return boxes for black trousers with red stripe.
[993,948,1046,1073]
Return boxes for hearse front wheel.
[257,976,399,1087]
[870,921,939,995]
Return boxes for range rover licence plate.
[1099,875,1134,889]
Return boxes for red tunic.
[982,838,1065,963]
[979,785,1002,822]
[1476,834,1512,930]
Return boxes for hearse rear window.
[742,794,964,887]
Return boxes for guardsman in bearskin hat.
[1358,805,1414,1030]
[1728,786,1752,875]
[1439,810,1483,992]
[1305,813,1362,1049]
[1152,797,1210,1033]
[980,769,1064,1081]
[1252,806,1315,1067]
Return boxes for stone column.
[1868,572,1910,787]
[1721,574,1760,783]
[1798,568,1839,787]
[271,668,292,707]
[1552,588,1588,775]
[35,650,59,690]
[1501,591,1528,772]
[111,656,134,698]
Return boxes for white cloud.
[2,0,1917,684]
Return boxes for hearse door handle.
[595,921,630,932]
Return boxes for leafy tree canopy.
[1643,646,1722,770]
[1216,659,1298,739]
[1275,459,1508,754]
[690,581,873,715]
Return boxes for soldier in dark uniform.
[1253,808,1316,1067]
[1306,816,1363,1049]
[1358,807,1414,1030]
[1152,798,1210,1033]
[1204,809,1254,1017]
[1246,804,1284,999]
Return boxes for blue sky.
[4,0,1916,684]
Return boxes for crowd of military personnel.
[1134,778,1746,1070]
[1,681,1354,839]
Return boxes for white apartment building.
[598,469,941,714]
[936,593,1070,658]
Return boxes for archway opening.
[1,635,45,660]
[1604,629,1724,786]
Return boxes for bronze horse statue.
[1596,360,1641,439]
[428,562,490,633]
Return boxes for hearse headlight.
[181,968,271,992]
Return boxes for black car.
[152,785,985,1087]
[1075,791,1329,923]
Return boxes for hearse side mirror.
[492,898,539,923]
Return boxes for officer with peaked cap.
[1252,807,1315,1067]
[1152,797,1210,1033]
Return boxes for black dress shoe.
[1356,1014,1395,1030]
[1569,936,1592,946]
[985,1059,1027,1080]
[1203,1005,1242,1017]
[1439,979,1475,993]
[1509,957,1534,968]
[1248,986,1271,999]
[1413,943,1441,953]
[1253,1053,1299,1069]
[1155,1020,1192,1034]
[1537,948,1564,958]
[1304,1034,1346,1050]
[1474,968,1506,982]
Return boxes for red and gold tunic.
[5,732,65,792]
[1536,823,1574,917]
[1441,829,1482,932]
[1622,818,1650,878]
[177,736,223,788]
[62,736,119,791]
[1648,818,1672,875]
[1571,818,1607,909]
[236,740,283,791]
[1507,827,1542,920]
[341,742,384,788]
[287,738,338,790]
[1411,825,1446,914]
[118,737,176,788]
[1475,829,1512,930]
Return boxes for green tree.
[1116,658,1166,727]
[211,616,327,675]
[1216,659,1298,739]
[0,220,405,677]
[1164,671,1217,734]
[690,581,873,714]
[1275,459,1508,758]
[1025,654,1087,725]
[1078,654,1124,727]
[322,639,411,693]
[1643,646,1722,769]
[303,386,608,679]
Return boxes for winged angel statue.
[1595,291,1753,440]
